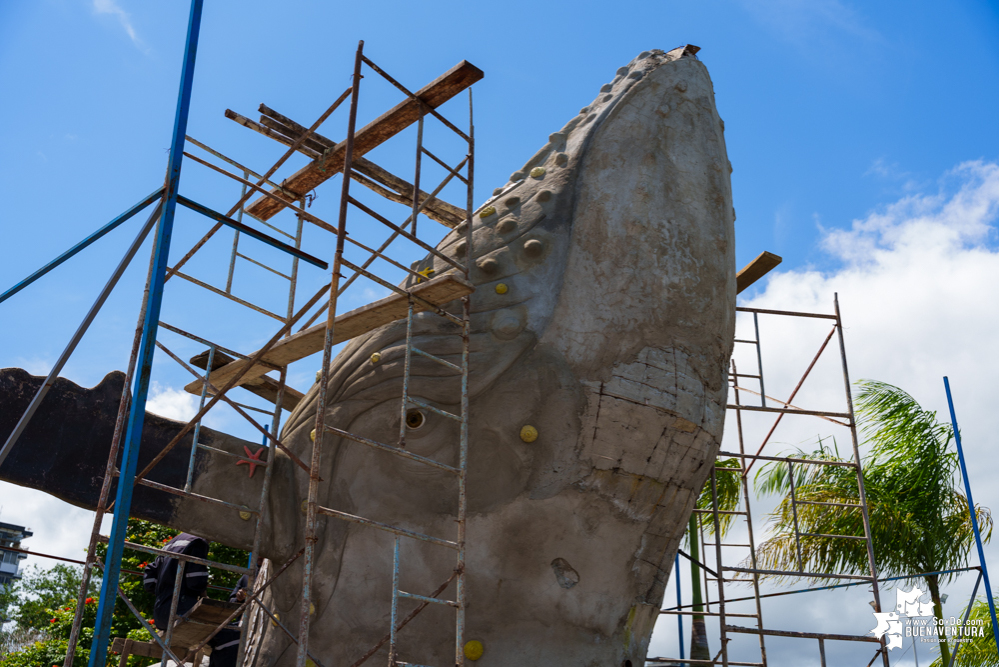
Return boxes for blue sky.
[1,1,998,665]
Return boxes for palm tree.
[753,380,992,667]
[684,458,742,662]
[929,596,999,666]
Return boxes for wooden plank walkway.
[189,349,304,411]
[184,273,473,396]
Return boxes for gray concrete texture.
[0,46,735,666]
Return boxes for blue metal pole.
[943,376,999,655]
[0,187,164,305]
[676,552,685,660]
[87,1,204,664]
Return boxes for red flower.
[50,619,57,623]
[139,562,147,569]
[149,619,155,625]
[85,597,94,604]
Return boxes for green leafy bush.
[1,519,248,666]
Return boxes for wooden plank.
[190,349,304,411]
[246,60,483,221]
[184,596,242,625]
[224,109,322,161]
[111,637,162,659]
[227,108,466,228]
[260,107,466,228]
[184,273,474,395]
[351,156,466,228]
[169,618,218,648]
[736,251,782,294]
[259,104,466,226]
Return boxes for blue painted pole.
[943,376,999,655]
[87,1,204,664]
[0,187,164,305]
[676,553,685,660]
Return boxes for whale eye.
[405,409,426,430]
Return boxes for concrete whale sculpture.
[0,45,734,665]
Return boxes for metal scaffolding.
[6,5,994,667]
[650,296,892,667]
[0,1,478,665]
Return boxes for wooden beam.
[226,107,466,228]
[111,638,162,659]
[183,597,243,625]
[189,349,304,411]
[258,104,336,151]
[351,156,466,228]
[224,109,320,161]
[736,251,782,294]
[184,274,474,396]
[168,619,218,649]
[245,60,483,221]
[258,115,329,156]
[257,104,467,227]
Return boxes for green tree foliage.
[753,380,993,666]
[1,564,100,632]
[1,519,248,665]
[929,596,999,667]
[694,457,743,538]
[684,457,743,661]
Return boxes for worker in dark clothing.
[142,533,243,666]
[142,533,211,629]
[230,574,249,604]
[204,575,251,667]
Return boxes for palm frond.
[927,596,999,666]
[751,380,992,586]
[696,458,743,537]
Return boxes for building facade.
[0,522,32,586]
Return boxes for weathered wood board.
[183,273,473,396]
[245,60,483,221]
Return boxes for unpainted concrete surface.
[0,46,735,666]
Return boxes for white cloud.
[738,0,881,50]
[650,160,999,665]
[0,486,95,573]
[92,0,145,52]
[145,381,232,432]
[145,380,199,421]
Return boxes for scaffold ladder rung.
[411,346,462,372]
[408,398,461,422]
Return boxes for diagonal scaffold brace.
[87,0,205,664]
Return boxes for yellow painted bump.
[310,429,316,442]
[239,507,252,521]
[306,659,316,667]
[315,370,322,383]
[495,283,509,295]
[672,416,698,433]
[520,425,538,443]
[464,640,484,661]
[370,352,382,364]
[479,206,497,218]
[309,602,315,615]
[530,166,546,178]
[271,612,280,627]
[301,500,309,515]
